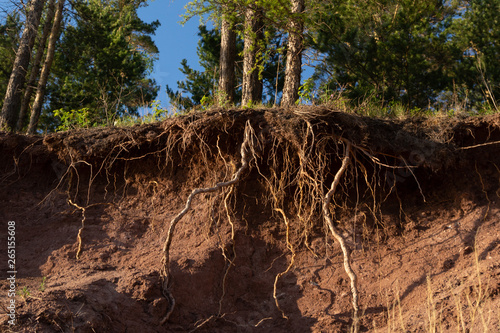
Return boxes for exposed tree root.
[459,140,500,150]
[68,200,114,260]
[33,110,442,329]
[189,315,216,333]
[322,140,360,333]
[68,199,86,260]
[273,208,296,319]
[7,108,500,332]
[218,187,237,316]
[475,162,490,221]
[159,120,258,325]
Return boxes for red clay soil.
[0,107,499,332]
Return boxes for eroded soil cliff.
[1,107,499,332]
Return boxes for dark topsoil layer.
[0,107,499,332]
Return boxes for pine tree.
[451,0,500,110]
[42,0,159,130]
[167,25,285,110]
[0,0,45,131]
[241,5,264,106]
[0,13,23,107]
[27,0,64,134]
[183,0,290,107]
[16,0,56,131]
[281,0,304,106]
[218,16,237,104]
[310,0,460,110]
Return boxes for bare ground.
[0,107,499,332]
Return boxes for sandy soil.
[0,108,499,332]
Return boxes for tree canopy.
[0,12,22,103]
[44,0,160,130]
[308,0,499,112]
[0,0,159,132]
[1,0,499,133]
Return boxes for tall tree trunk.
[281,0,304,106]
[242,6,263,107]
[27,0,64,134]
[16,0,56,132]
[218,17,236,105]
[0,0,46,131]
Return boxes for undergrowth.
[50,90,500,133]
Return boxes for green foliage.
[17,286,31,300]
[39,277,47,292]
[41,0,160,130]
[307,0,500,114]
[297,77,315,105]
[449,0,500,110]
[310,0,460,111]
[200,94,215,109]
[113,100,169,127]
[150,100,168,120]
[0,12,22,105]
[254,27,287,104]
[178,0,293,109]
[3,0,497,126]
[53,107,95,131]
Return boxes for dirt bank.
[1,107,499,332]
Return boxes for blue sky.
[138,1,203,110]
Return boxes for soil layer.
[1,107,499,332]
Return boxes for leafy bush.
[53,108,95,131]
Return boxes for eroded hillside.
[1,107,499,332]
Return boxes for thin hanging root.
[401,157,426,202]
[68,199,86,260]
[475,162,490,220]
[189,315,216,333]
[322,141,360,333]
[160,121,257,325]
[218,187,236,316]
[273,208,296,319]
[493,163,500,199]
[68,201,113,260]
